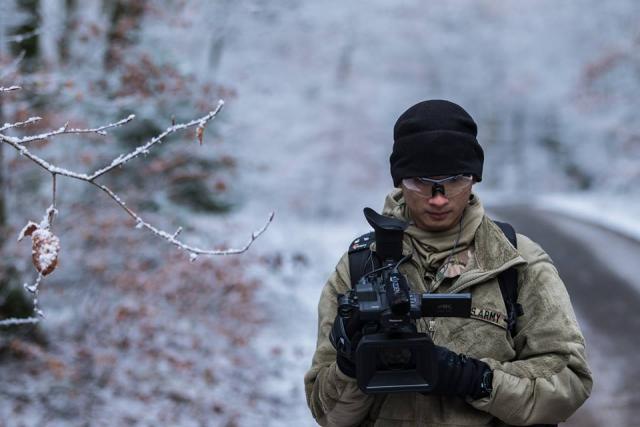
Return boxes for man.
[304,100,592,426]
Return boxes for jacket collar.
[448,215,527,294]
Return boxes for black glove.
[329,312,364,378]
[429,345,493,399]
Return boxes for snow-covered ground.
[2,0,640,425]
[536,193,640,243]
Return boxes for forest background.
[1,1,639,426]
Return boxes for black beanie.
[390,100,484,187]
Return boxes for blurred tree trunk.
[59,0,75,64]
[104,0,147,70]
[0,3,37,327]
[10,0,40,71]
[0,6,8,238]
[0,123,5,235]
[39,0,66,68]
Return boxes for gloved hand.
[329,312,364,378]
[428,345,493,400]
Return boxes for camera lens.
[376,347,414,370]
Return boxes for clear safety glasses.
[402,175,473,198]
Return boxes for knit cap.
[390,100,484,187]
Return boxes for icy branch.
[95,183,274,255]
[42,205,58,229]
[89,101,223,180]
[6,29,41,43]
[0,317,41,326]
[0,86,21,93]
[23,274,45,317]
[65,114,136,136]
[0,135,91,180]
[0,274,45,327]
[0,116,42,132]
[0,51,26,79]
[0,98,272,259]
[4,114,136,145]
[0,93,274,325]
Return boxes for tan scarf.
[381,189,484,277]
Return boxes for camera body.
[334,208,470,394]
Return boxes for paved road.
[494,205,640,427]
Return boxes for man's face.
[401,176,474,232]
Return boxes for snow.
[536,193,640,243]
[17,220,38,242]
[2,0,640,425]
[31,228,60,271]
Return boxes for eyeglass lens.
[404,176,471,197]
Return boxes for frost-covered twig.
[0,51,26,79]
[0,116,42,132]
[0,136,91,180]
[0,273,45,327]
[0,97,268,255]
[93,181,274,257]
[4,114,136,144]
[0,317,40,326]
[0,88,273,325]
[89,101,223,180]
[6,29,41,43]
[24,273,45,318]
[0,86,21,93]
[63,115,136,136]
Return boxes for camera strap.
[348,231,379,286]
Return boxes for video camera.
[334,207,471,394]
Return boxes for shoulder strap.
[348,232,377,288]
[493,221,524,337]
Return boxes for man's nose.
[428,193,449,207]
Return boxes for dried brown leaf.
[196,125,204,145]
[17,221,38,242]
[30,228,61,276]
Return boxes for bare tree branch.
[0,88,274,324]
[6,29,41,43]
[4,114,136,145]
[0,100,274,259]
[24,273,45,317]
[0,116,42,132]
[0,51,26,79]
[0,317,41,326]
[92,181,274,257]
[0,86,21,93]
[0,136,91,180]
[0,99,272,260]
[61,115,136,136]
[0,273,45,327]
[88,101,223,180]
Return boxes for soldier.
[304,100,592,426]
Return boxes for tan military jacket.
[304,205,592,426]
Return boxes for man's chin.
[426,211,450,222]
[418,218,455,232]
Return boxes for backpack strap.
[348,232,377,288]
[489,225,556,427]
[493,221,524,337]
